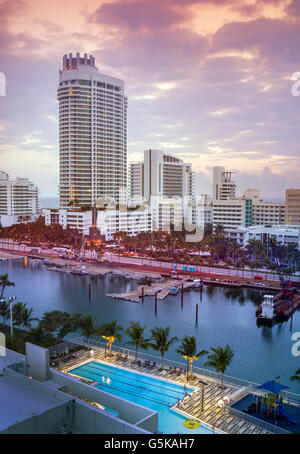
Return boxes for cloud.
[90,0,189,31]
[0,0,299,197]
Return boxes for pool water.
[70,360,214,434]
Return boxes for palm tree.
[99,320,122,356]
[0,274,15,298]
[22,306,38,332]
[78,314,99,349]
[149,326,178,370]
[176,336,207,380]
[12,302,25,328]
[125,321,150,362]
[39,310,65,336]
[0,298,9,325]
[204,345,234,388]
[291,368,300,383]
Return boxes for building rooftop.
[0,375,66,432]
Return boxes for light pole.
[8,296,16,341]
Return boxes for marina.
[1,258,300,390]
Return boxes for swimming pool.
[70,360,214,434]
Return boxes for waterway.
[1,259,300,392]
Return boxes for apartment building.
[42,208,92,235]
[242,189,285,225]
[58,53,127,209]
[0,171,39,227]
[213,198,252,231]
[212,166,236,201]
[285,189,300,225]
[97,207,152,240]
[128,150,194,203]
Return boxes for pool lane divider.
[72,361,192,396]
[74,363,183,402]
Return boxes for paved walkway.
[55,348,271,434]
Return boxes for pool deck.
[54,349,272,435]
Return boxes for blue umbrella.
[256,380,289,396]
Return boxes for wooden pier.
[106,277,195,303]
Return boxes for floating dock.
[106,277,195,303]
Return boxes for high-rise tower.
[212,166,236,201]
[58,52,127,208]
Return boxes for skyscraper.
[128,149,194,203]
[212,166,236,201]
[58,52,127,209]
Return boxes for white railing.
[64,334,300,407]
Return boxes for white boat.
[192,279,203,290]
[257,295,275,325]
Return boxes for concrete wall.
[51,369,157,434]
[73,401,149,434]
[1,401,74,434]
[26,343,50,382]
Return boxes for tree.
[99,320,122,356]
[0,274,15,298]
[39,310,66,336]
[22,306,38,332]
[291,368,300,383]
[0,298,9,325]
[125,321,150,362]
[149,326,178,370]
[204,345,234,388]
[78,314,99,349]
[56,313,80,343]
[12,302,26,328]
[176,336,207,380]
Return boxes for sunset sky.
[1,0,300,198]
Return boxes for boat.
[256,289,300,326]
[169,286,179,295]
[256,295,276,326]
[192,279,203,290]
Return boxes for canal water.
[1,259,300,392]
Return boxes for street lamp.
[8,296,16,341]
[0,296,16,342]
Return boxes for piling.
[142,286,144,303]
[181,283,184,308]
[196,304,198,324]
[155,292,157,315]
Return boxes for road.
[1,239,299,283]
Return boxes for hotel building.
[58,53,127,209]
[212,166,236,201]
[128,150,194,204]
[0,171,39,227]
[285,189,300,225]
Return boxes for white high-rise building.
[58,52,127,209]
[128,162,144,205]
[128,150,194,203]
[212,166,236,201]
[0,171,39,227]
